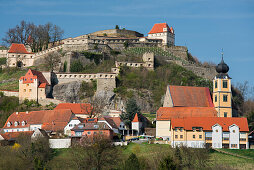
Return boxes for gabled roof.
[99,117,118,129]
[71,122,112,131]
[157,107,217,121]
[8,43,33,54]
[171,117,249,132]
[108,117,123,127]
[0,131,34,141]
[148,23,173,34]
[54,103,92,115]
[168,85,214,107]
[3,109,73,132]
[132,113,140,122]
[19,69,49,86]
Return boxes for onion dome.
[216,57,229,74]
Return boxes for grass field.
[0,68,26,91]
[220,148,254,159]
[50,143,254,169]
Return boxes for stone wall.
[164,46,188,60]
[49,139,71,148]
[0,90,19,97]
[89,29,144,38]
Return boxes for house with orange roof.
[147,23,175,46]
[2,109,74,135]
[7,43,34,67]
[170,117,249,149]
[54,103,92,118]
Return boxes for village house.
[2,109,74,135]
[171,117,249,149]
[71,120,114,140]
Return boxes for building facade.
[213,57,232,117]
[171,117,249,149]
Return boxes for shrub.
[70,60,83,72]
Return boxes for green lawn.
[209,150,254,169]
[220,148,254,159]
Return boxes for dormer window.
[22,121,26,126]
[94,125,99,129]
[7,122,11,127]
[14,121,18,127]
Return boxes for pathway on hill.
[213,148,254,160]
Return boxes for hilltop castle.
[2,23,175,68]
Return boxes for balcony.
[205,137,212,140]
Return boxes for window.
[231,144,237,148]
[175,135,178,139]
[26,84,29,87]
[7,122,11,127]
[24,89,26,92]
[216,130,218,132]
[215,95,217,102]
[193,135,196,139]
[215,81,218,88]
[94,125,99,129]
[175,129,177,132]
[87,132,91,135]
[199,135,202,139]
[180,135,183,139]
[223,95,228,102]
[29,89,32,92]
[94,132,97,135]
[180,128,183,132]
[69,124,72,127]
[224,112,227,117]
[14,121,18,127]
[233,130,235,133]
[22,121,25,126]
[223,81,228,88]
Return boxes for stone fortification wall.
[115,52,154,70]
[164,46,188,60]
[183,65,217,80]
[0,50,7,58]
[39,98,64,106]
[89,29,144,38]
[0,90,19,97]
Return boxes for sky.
[0,0,253,88]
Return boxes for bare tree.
[44,51,61,72]
[81,96,106,118]
[2,21,64,52]
[70,134,121,170]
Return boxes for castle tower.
[132,113,142,135]
[213,54,232,117]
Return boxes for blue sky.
[0,0,254,88]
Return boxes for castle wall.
[0,50,7,58]
[0,90,19,97]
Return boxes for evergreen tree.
[120,98,141,128]
[115,25,119,29]
[123,153,140,170]
[158,155,177,170]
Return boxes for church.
[156,56,249,149]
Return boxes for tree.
[123,153,140,170]
[115,25,120,29]
[124,40,129,49]
[81,96,106,118]
[70,60,83,72]
[44,51,62,72]
[2,20,64,52]
[63,61,67,72]
[120,98,141,128]
[247,110,254,131]
[70,134,121,170]
[158,155,177,170]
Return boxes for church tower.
[213,54,232,117]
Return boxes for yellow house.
[171,117,249,149]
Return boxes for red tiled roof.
[3,109,73,132]
[19,69,49,86]
[108,117,122,127]
[171,117,249,132]
[0,131,33,140]
[38,83,46,88]
[148,23,172,34]
[132,113,139,122]
[99,117,118,129]
[54,103,92,115]
[168,85,214,107]
[71,122,111,131]
[157,107,217,121]
[8,43,33,54]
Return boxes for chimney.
[16,112,18,115]
[26,111,29,114]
